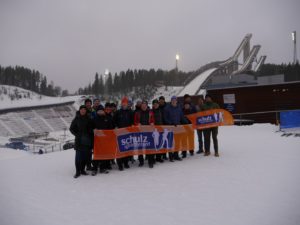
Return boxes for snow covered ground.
[152,86,183,101]
[0,124,300,225]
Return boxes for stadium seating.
[0,104,76,137]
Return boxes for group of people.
[69,94,220,179]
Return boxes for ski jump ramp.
[178,33,266,97]
[178,68,217,96]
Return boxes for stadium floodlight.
[292,31,296,42]
[175,54,180,71]
[104,69,109,76]
[292,31,298,64]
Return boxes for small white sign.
[223,94,236,104]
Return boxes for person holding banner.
[182,102,195,158]
[202,95,220,157]
[113,97,134,171]
[158,96,168,160]
[195,96,205,154]
[70,105,94,178]
[91,103,115,176]
[152,99,165,163]
[164,96,188,162]
[134,100,155,168]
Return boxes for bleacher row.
[0,105,77,137]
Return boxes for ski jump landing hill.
[178,34,266,96]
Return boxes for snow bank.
[0,124,299,225]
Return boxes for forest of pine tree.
[0,65,68,97]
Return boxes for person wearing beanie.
[181,102,195,158]
[152,99,165,163]
[91,99,104,120]
[134,100,155,168]
[134,100,142,113]
[164,96,187,162]
[91,103,115,176]
[158,96,168,160]
[113,96,134,171]
[69,105,94,178]
[202,95,220,157]
[195,96,205,154]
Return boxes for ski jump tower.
[178,33,266,96]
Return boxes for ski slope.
[178,68,217,96]
[0,124,299,225]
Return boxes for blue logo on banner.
[117,129,174,152]
[280,110,300,129]
[196,112,224,125]
[224,103,235,113]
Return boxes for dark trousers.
[203,127,218,153]
[181,150,194,157]
[169,151,179,160]
[117,157,129,169]
[155,153,164,161]
[92,160,110,171]
[139,154,155,166]
[86,150,93,169]
[75,150,90,174]
[197,129,204,151]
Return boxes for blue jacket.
[164,104,187,125]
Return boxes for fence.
[233,109,300,125]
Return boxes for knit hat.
[171,96,177,101]
[105,102,111,108]
[152,99,159,104]
[79,105,87,110]
[121,96,128,105]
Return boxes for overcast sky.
[0,0,299,92]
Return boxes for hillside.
[0,85,78,110]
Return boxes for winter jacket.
[69,113,94,151]
[134,110,154,125]
[91,105,104,120]
[202,102,220,111]
[159,103,167,124]
[93,113,115,130]
[183,107,196,124]
[113,108,134,128]
[164,104,188,125]
[152,108,164,125]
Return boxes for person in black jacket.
[182,102,195,158]
[113,97,134,171]
[69,105,94,178]
[158,96,168,160]
[152,99,164,163]
[91,103,115,176]
[134,100,155,168]
[84,98,94,170]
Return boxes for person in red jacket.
[134,100,155,168]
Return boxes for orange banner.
[187,109,234,130]
[93,125,194,160]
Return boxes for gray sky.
[0,0,299,92]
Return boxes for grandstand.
[0,102,76,137]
